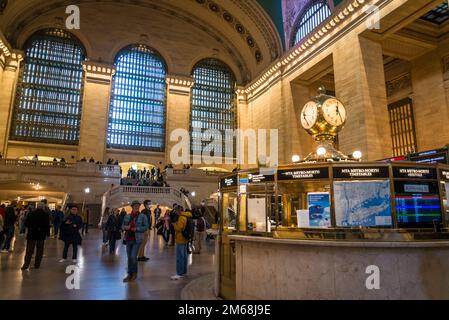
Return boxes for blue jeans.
[102,224,108,243]
[126,240,141,275]
[54,223,61,236]
[176,243,188,276]
[2,226,14,250]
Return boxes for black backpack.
[182,217,195,241]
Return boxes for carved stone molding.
[386,73,412,97]
[82,61,116,85]
[166,74,194,96]
[3,50,24,72]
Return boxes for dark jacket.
[106,214,122,240]
[25,208,50,241]
[4,206,17,227]
[59,214,83,245]
[53,210,64,225]
[141,208,152,229]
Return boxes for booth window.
[190,59,237,158]
[291,0,331,47]
[388,98,417,156]
[107,45,167,151]
[10,29,85,145]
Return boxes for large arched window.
[292,0,331,47]
[10,29,86,144]
[190,59,236,157]
[107,45,167,151]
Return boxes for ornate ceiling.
[0,0,284,84]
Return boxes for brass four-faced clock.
[299,86,348,161]
[300,87,347,140]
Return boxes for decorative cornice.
[166,75,194,96]
[386,73,412,97]
[0,38,11,57]
[4,50,23,71]
[242,0,372,95]
[82,61,116,84]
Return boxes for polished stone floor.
[0,229,216,300]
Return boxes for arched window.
[10,29,86,144]
[190,59,236,157]
[292,0,331,47]
[107,45,167,151]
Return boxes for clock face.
[300,101,318,130]
[322,98,346,126]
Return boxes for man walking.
[21,203,50,270]
[1,201,17,253]
[171,207,192,280]
[194,212,207,254]
[59,205,83,263]
[81,206,90,235]
[52,206,64,238]
[122,200,149,282]
[154,204,162,226]
[137,200,152,262]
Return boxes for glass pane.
[10,29,85,144]
[107,45,166,151]
[292,1,331,46]
[190,59,236,158]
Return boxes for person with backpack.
[137,200,152,262]
[171,207,194,280]
[194,212,207,254]
[122,200,149,283]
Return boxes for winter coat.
[4,206,17,227]
[106,214,122,240]
[122,212,149,243]
[25,208,50,241]
[173,211,192,245]
[53,210,64,225]
[59,214,83,245]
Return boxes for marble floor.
[0,229,216,300]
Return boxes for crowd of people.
[98,201,209,282]
[0,199,210,283]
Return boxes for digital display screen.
[395,195,441,227]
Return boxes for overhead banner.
[392,167,437,180]
[333,166,390,179]
[277,167,329,181]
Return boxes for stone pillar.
[78,61,116,163]
[412,51,449,151]
[333,36,392,160]
[0,50,23,156]
[165,75,194,165]
[288,81,314,161]
[236,87,249,169]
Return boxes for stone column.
[165,75,194,165]
[413,51,449,151]
[0,50,23,156]
[333,35,392,160]
[236,87,249,169]
[78,61,116,163]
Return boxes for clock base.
[304,140,349,162]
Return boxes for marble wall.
[232,237,449,300]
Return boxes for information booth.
[217,163,449,299]
[218,174,238,300]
